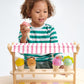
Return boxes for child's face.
[30,1,48,27]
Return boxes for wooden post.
[73,52,76,84]
[7,43,16,84]
[73,43,80,84]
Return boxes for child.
[18,0,63,69]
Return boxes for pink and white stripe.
[11,43,77,54]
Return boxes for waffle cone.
[53,65,59,71]
[17,65,24,71]
[29,65,36,71]
[64,65,72,71]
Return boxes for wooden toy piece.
[7,42,80,84]
[7,43,12,55]
[22,21,31,39]
[63,56,74,73]
[32,74,35,78]
[53,74,56,77]
[7,43,16,84]
[19,82,25,84]
[52,57,61,72]
[15,58,24,71]
[73,42,80,84]
[15,58,24,77]
[27,57,36,72]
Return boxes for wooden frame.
[7,42,80,84]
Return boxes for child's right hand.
[20,24,30,38]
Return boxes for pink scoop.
[52,57,61,66]
[22,21,31,27]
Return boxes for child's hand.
[20,24,30,38]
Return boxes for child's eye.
[44,11,47,13]
[36,11,40,13]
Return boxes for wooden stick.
[32,74,35,78]
[53,74,56,77]
[73,42,80,84]
[7,43,16,84]
[7,43,12,55]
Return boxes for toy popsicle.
[22,21,31,39]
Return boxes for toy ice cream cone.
[52,57,61,71]
[28,65,36,71]
[62,56,74,71]
[22,21,31,39]
[17,65,24,71]
[53,65,60,71]
[27,57,36,71]
[15,58,24,71]
[64,65,72,71]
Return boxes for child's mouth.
[39,18,44,22]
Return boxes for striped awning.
[11,43,77,54]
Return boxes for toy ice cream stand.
[7,42,80,84]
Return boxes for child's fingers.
[20,24,27,29]
[20,25,26,31]
[20,24,24,28]
[25,28,30,32]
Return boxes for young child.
[18,0,63,69]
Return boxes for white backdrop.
[0,0,84,76]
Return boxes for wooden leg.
[73,53,76,84]
[13,74,16,84]
[8,44,16,84]
[73,43,80,84]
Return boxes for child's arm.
[50,26,64,58]
[50,27,58,43]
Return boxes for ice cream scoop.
[62,56,74,66]
[52,57,61,66]
[27,57,36,71]
[52,57,61,71]
[15,58,24,66]
[64,58,72,66]
[22,21,31,39]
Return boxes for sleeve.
[18,31,22,42]
[50,27,58,43]
[18,31,29,43]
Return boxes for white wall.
[0,0,84,76]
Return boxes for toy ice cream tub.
[62,56,74,71]
[52,56,61,71]
[15,58,24,71]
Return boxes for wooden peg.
[7,43,12,55]
[76,44,80,54]
[32,74,35,78]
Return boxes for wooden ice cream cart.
[7,42,80,84]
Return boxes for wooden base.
[10,69,74,77]
[10,69,74,84]
[16,80,73,84]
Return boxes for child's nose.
[40,12,44,17]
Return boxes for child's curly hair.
[21,0,55,19]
